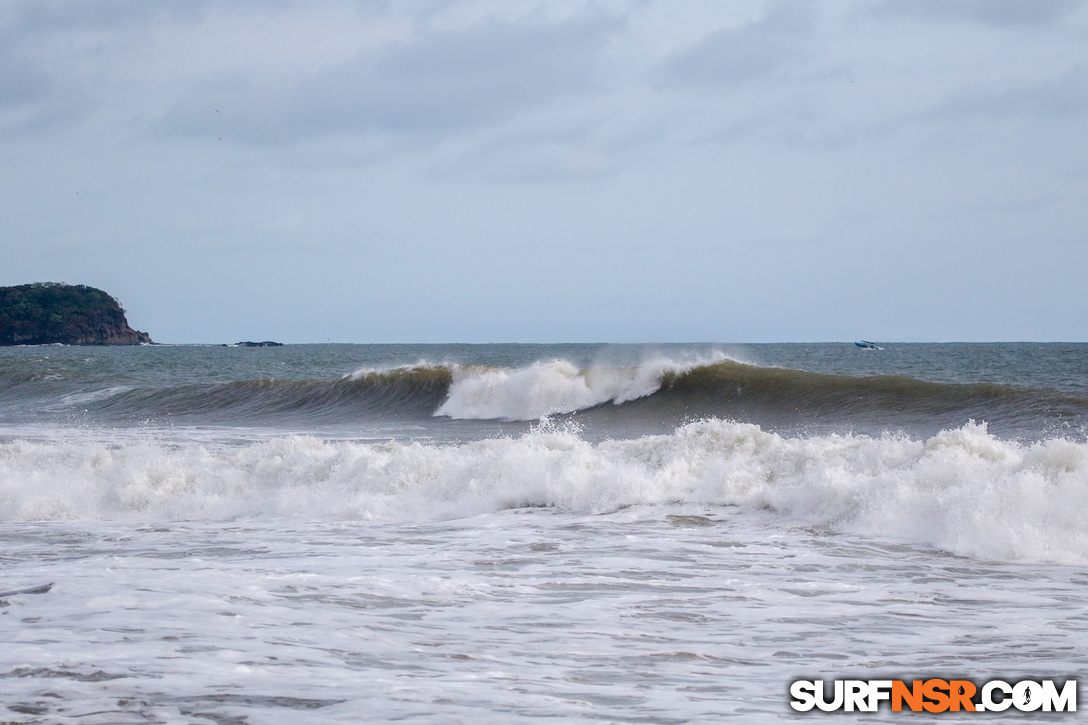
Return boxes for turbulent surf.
[2,342,1086,723]
[6,346,1084,442]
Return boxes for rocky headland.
[0,283,152,345]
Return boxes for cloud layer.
[2,0,1086,342]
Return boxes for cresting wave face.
[336,356,1088,438]
[2,419,1087,564]
[433,355,728,420]
[344,354,736,421]
[21,353,1084,438]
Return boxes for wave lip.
[435,354,731,421]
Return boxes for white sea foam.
[436,353,729,420]
[1,420,1086,563]
[342,353,734,421]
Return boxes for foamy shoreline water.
[3,511,1086,724]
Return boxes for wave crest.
[435,354,731,420]
[19,354,1088,437]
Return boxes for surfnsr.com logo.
[790,679,1077,713]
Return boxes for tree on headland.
[0,282,152,345]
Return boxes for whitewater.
[1,343,1085,722]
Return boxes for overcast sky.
[2,0,1086,343]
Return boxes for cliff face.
[0,283,152,345]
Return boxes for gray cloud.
[3,0,210,34]
[429,117,629,183]
[869,0,1082,27]
[0,57,52,107]
[0,0,397,136]
[0,0,322,34]
[161,11,621,146]
[0,0,210,136]
[930,66,1088,122]
[3,0,1087,342]
[654,2,816,88]
[0,42,80,136]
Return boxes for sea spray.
[435,353,732,420]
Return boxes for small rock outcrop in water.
[0,283,152,345]
[235,341,284,347]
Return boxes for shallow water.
[3,510,1085,723]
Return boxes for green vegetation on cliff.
[0,283,152,345]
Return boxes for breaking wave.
[2,420,1086,564]
[10,355,1088,438]
[434,355,726,420]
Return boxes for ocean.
[1,342,1085,722]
